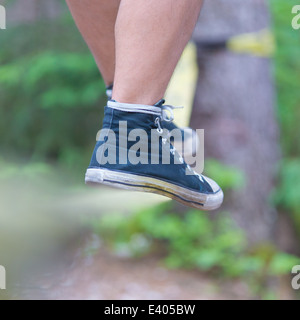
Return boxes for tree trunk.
[191,0,280,242]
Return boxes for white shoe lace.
[163,135,204,183]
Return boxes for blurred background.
[0,0,300,300]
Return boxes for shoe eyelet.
[155,117,163,134]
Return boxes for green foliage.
[270,0,300,156]
[93,202,299,280]
[270,1,300,231]
[205,159,245,191]
[0,18,106,178]
[273,160,300,231]
[0,157,52,181]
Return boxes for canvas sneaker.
[85,99,223,210]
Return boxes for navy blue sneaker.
[105,85,198,158]
[85,100,223,210]
[105,84,113,101]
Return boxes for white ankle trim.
[107,100,162,117]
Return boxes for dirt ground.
[17,234,254,300]
[1,186,296,300]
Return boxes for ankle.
[112,88,164,106]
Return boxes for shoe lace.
[169,142,204,182]
[161,105,183,122]
[155,104,183,134]
[158,105,204,182]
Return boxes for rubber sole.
[85,168,223,211]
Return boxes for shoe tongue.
[154,99,165,107]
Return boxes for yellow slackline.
[227,29,275,57]
[165,42,198,128]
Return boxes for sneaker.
[85,100,223,210]
[105,84,113,101]
[105,85,198,158]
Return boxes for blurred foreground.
[0,161,298,300]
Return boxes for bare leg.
[66,0,202,104]
[113,0,203,105]
[65,0,120,86]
